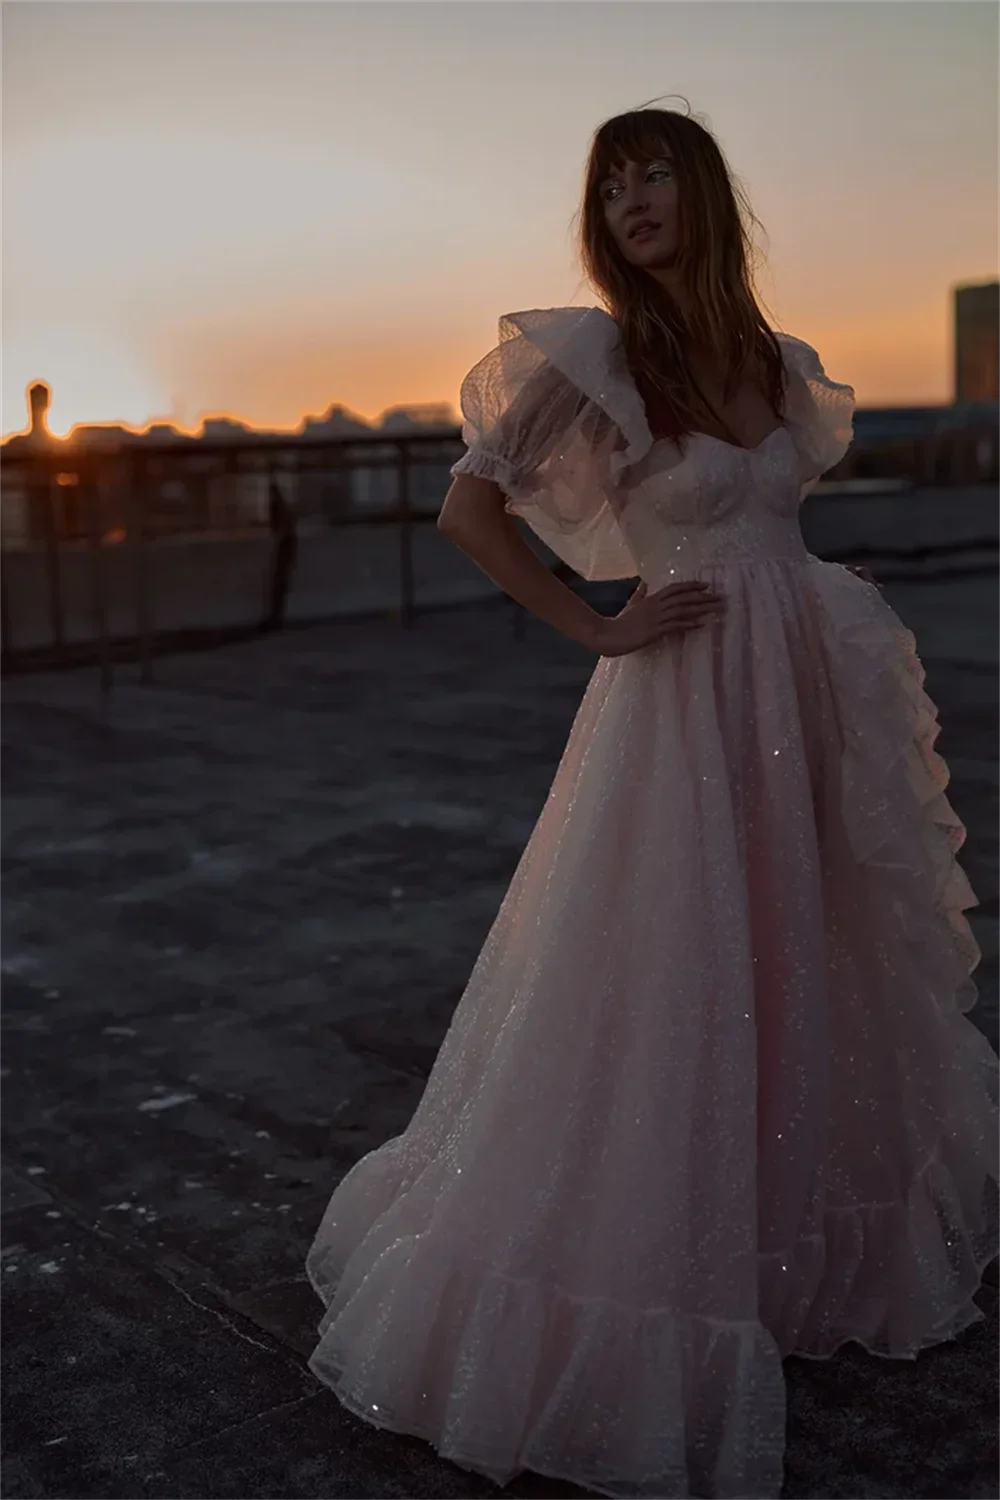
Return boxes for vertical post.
[0,549,11,667]
[976,432,994,481]
[263,473,297,632]
[84,458,114,701]
[130,455,154,684]
[397,441,415,627]
[35,461,65,650]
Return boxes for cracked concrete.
[2,562,997,1499]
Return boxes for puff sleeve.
[776,333,856,502]
[449,308,647,581]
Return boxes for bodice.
[617,424,810,583]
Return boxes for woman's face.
[599,154,680,269]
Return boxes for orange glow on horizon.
[3,278,996,443]
[1,319,980,445]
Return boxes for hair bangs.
[593,112,677,184]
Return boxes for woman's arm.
[437,474,605,651]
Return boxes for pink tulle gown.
[305,308,999,1498]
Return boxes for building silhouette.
[954,280,999,403]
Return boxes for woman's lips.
[631,223,660,241]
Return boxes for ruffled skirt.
[305,558,998,1499]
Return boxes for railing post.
[129,455,154,683]
[924,434,939,484]
[0,552,11,667]
[397,440,415,626]
[35,461,65,650]
[83,457,114,701]
[263,474,297,632]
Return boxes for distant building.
[954,280,999,403]
[841,399,997,485]
[378,403,457,434]
[199,417,253,441]
[68,424,135,448]
[299,403,373,439]
[2,381,56,457]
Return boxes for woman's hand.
[593,579,725,657]
[846,564,880,588]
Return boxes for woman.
[305,106,999,1498]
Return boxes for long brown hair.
[577,102,786,446]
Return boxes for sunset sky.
[3,0,997,440]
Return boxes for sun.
[2,325,169,439]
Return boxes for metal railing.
[0,430,475,681]
[1,425,997,684]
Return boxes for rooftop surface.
[2,569,997,1499]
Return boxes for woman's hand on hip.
[593,579,725,657]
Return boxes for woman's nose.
[624,195,651,226]
[622,183,650,213]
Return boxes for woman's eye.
[602,165,671,201]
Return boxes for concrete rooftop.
[2,572,997,1498]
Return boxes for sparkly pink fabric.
[305,309,999,1499]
